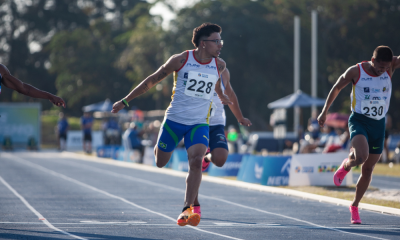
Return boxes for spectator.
[308,110,321,140]
[81,112,94,154]
[122,122,144,162]
[57,112,69,151]
[104,117,120,145]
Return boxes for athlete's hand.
[219,93,233,105]
[49,95,66,108]
[111,101,124,113]
[317,112,326,127]
[238,118,252,127]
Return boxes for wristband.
[121,99,129,107]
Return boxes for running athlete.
[0,64,65,107]
[192,68,252,217]
[317,46,400,224]
[111,23,231,227]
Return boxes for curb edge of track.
[61,151,400,217]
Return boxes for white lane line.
[0,175,87,240]
[49,158,391,240]
[58,152,400,216]
[5,155,243,240]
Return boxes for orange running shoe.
[176,205,200,226]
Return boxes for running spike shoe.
[193,205,201,218]
[349,206,362,224]
[333,158,350,186]
[177,205,200,226]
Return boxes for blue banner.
[0,103,41,149]
[96,145,120,159]
[260,156,291,186]
[237,155,265,184]
[208,154,244,176]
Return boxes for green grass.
[352,162,400,177]
[280,185,400,209]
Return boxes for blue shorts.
[156,119,209,152]
[348,112,385,154]
[209,125,228,151]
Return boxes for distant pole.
[311,10,318,115]
[294,16,300,137]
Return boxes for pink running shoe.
[193,205,201,218]
[202,148,211,172]
[333,158,350,186]
[349,206,362,224]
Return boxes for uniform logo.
[159,141,167,149]
[361,77,372,81]
[383,87,387,92]
[202,74,208,78]
[184,72,188,79]
[364,87,370,93]
[373,146,380,149]
[380,76,389,80]
[372,97,381,100]
[383,97,387,100]
[203,135,209,141]
[365,95,370,99]
[206,65,217,70]
[187,63,200,68]
[371,88,380,93]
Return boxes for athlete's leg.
[154,146,174,168]
[184,143,207,207]
[352,153,381,207]
[208,148,229,167]
[345,135,369,170]
[154,119,184,168]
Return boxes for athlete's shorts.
[348,112,385,154]
[59,133,67,140]
[209,125,228,151]
[156,119,209,152]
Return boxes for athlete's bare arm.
[214,58,232,105]
[111,52,187,113]
[318,65,359,127]
[222,69,252,127]
[390,56,400,76]
[0,64,65,107]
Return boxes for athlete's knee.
[355,156,366,166]
[361,166,374,178]
[212,155,227,167]
[155,158,165,168]
[188,155,203,171]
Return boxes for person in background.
[57,112,69,151]
[122,122,144,163]
[81,112,94,154]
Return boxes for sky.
[148,0,200,29]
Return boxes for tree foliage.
[2,0,400,130]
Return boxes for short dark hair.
[373,46,393,62]
[192,23,222,48]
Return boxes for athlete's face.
[371,58,391,76]
[202,32,223,58]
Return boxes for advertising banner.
[289,152,353,186]
[208,154,244,177]
[0,103,41,148]
[66,131,103,150]
[260,156,291,186]
[237,155,265,184]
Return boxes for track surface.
[0,152,399,240]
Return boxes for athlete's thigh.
[155,119,185,165]
[184,123,209,151]
[351,134,369,160]
[209,125,228,152]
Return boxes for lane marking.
[0,175,87,240]
[58,152,400,216]
[3,154,243,240]
[41,155,393,240]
